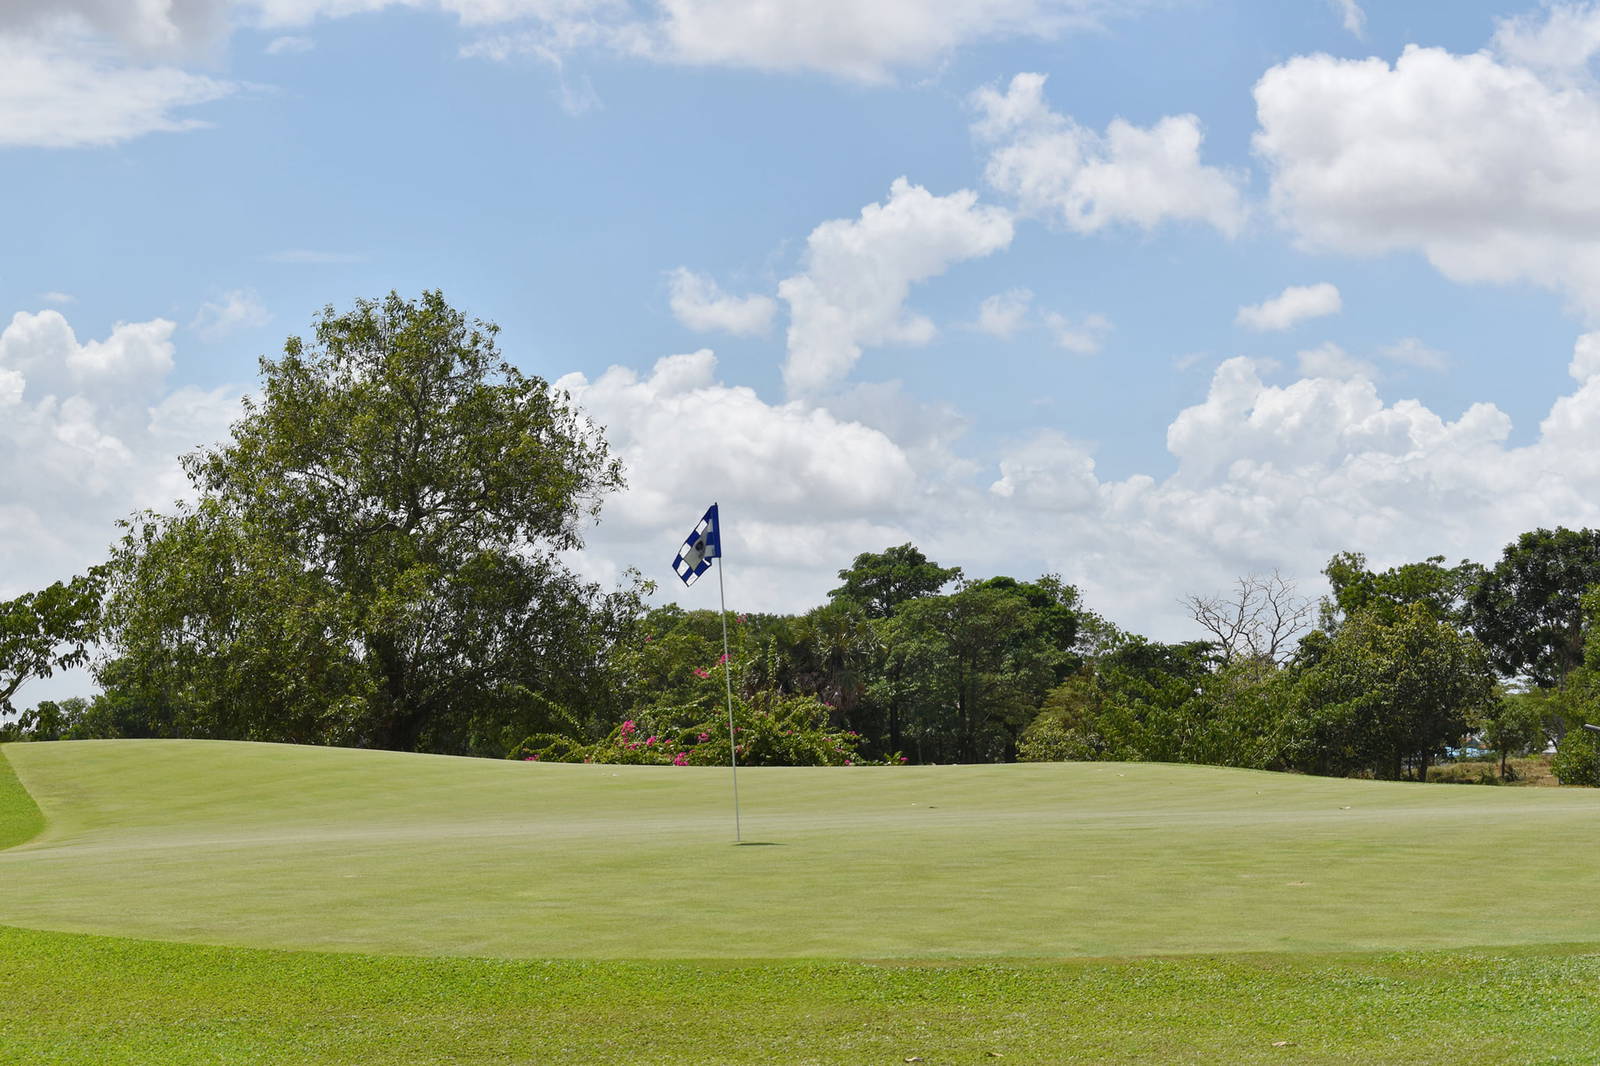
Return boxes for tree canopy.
[96,292,640,755]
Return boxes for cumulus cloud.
[1254,24,1600,314]
[191,289,271,341]
[0,309,241,599]
[1491,3,1600,78]
[962,343,1600,638]
[1042,310,1111,354]
[1235,282,1341,332]
[972,72,1248,236]
[975,288,1033,338]
[667,268,776,336]
[552,349,921,608]
[778,177,1013,396]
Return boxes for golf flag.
[672,503,721,587]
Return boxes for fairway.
[6,739,1600,960]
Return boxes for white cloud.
[646,0,1122,83]
[1235,282,1341,332]
[535,324,1600,648]
[667,268,776,336]
[455,0,1139,83]
[1378,337,1448,372]
[1253,29,1600,314]
[963,343,1600,639]
[0,37,235,148]
[0,0,229,55]
[1571,331,1600,381]
[973,72,1248,236]
[989,429,1098,509]
[191,289,272,341]
[1042,310,1111,354]
[778,177,1013,396]
[38,291,74,305]
[0,309,241,600]
[552,349,923,610]
[1295,341,1372,380]
[265,34,316,54]
[1329,0,1364,38]
[975,289,1033,338]
[1491,3,1600,78]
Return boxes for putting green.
[5,739,1600,959]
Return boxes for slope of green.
[5,924,1600,1065]
[5,739,1600,959]
[0,746,45,850]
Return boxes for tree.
[1321,552,1483,630]
[885,583,1058,762]
[99,292,640,755]
[1292,604,1496,780]
[1183,571,1312,665]
[828,543,961,619]
[1,569,105,720]
[1468,527,1600,687]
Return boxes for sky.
[8,0,1600,703]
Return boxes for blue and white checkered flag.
[672,503,721,587]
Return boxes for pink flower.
[845,759,853,766]
[899,756,908,763]
[621,720,636,736]
[697,732,710,742]
[673,752,689,766]
[693,667,710,679]
[522,755,537,761]
[644,635,652,643]
[718,653,729,664]
[646,735,658,746]
[736,614,746,625]
[626,742,639,749]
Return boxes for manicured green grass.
[0,746,44,849]
[7,739,1600,958]
[8,740,1600,1064]
[5,923,1600,1064]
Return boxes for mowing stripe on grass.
[0,745,45,851]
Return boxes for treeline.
[5,292,1600,784]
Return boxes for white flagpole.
[715,519,742,843]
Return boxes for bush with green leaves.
[509,690,878,766]
[1552,726,1600,786]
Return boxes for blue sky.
[8,0,1600,705]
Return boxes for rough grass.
[5,924,1600,1065]
[7,739,1600,959]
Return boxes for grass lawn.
[6,739,1600,1063]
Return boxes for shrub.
[1552,726,1600,786]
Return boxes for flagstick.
[716,551,742,843]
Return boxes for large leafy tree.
[0,569,105,720]
[828,543,961,619]
[1467,527,1600,687]
[1293,604,1496,780]
[100,292,639,755]
[883,583,1057,762]
[1321,551,1484,630]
